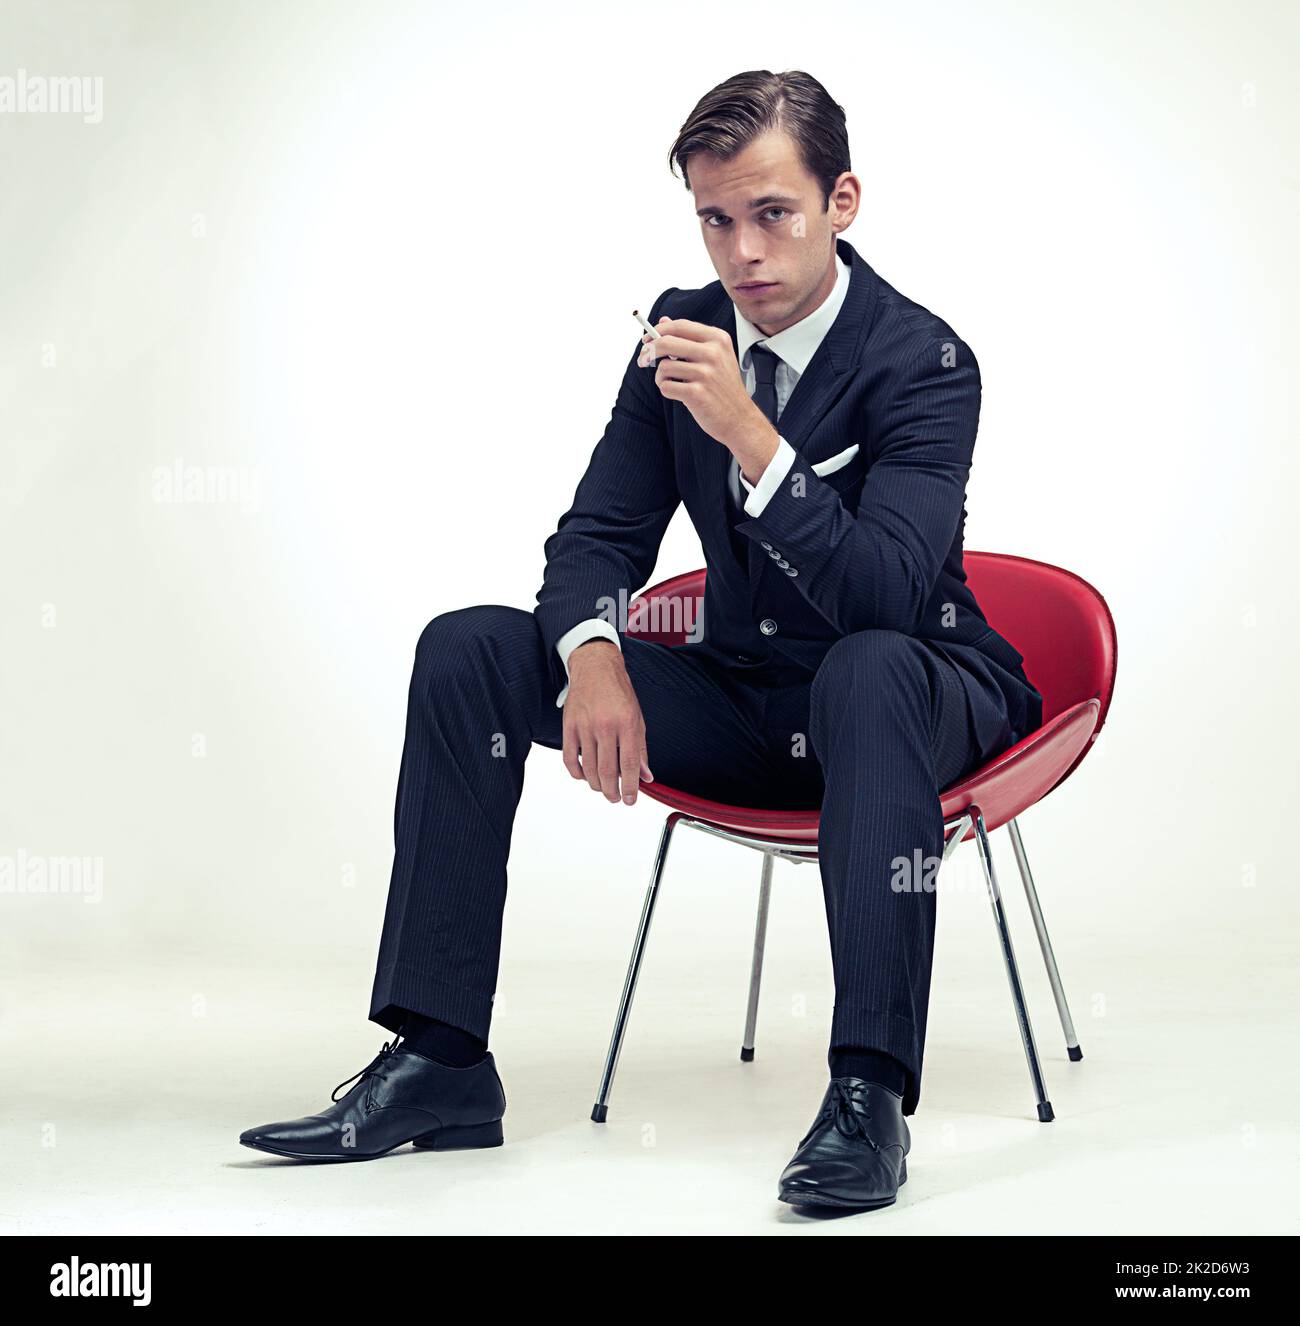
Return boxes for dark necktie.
[729,343,781,508]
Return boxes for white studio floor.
[4,893,1297,1237]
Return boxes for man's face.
[687,129,856,335]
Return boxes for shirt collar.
[733,249,852,376]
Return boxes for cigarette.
[632,309,662,339]
[634,308,679,363]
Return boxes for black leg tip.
[1068,1045,1083,1062]
[590,1103,608,1124]
[1037,1101,1055,1123]
[740,1046,755,1062]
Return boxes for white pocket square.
[811,444,860,478]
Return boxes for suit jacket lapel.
[743,238,877,597]
[684,237,880,597]
[772,237,876,451]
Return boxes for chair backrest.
[624,569,707,648]
[630,553,1117,735]
[963,551,1117,733]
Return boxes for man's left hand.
[639,317,779,484]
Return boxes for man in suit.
[240,69,1042,1211]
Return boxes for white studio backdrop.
[1,0,1296,1103]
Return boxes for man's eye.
[763,208,788,222]
[705,215,730,227]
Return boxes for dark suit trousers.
[368,603,1016,1116]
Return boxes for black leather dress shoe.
[777,1078,910,1209]
[239,1038,506,1161]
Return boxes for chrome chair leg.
[972,807,1054,1123]
[740,853,774,1062]
[591,813,681,1123]
[1008,816,1083,1062]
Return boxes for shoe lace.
[802,1080,880,1152]
[330,1035,404,1103]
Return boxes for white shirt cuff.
[738,437,797,517]
[555,618,621,707]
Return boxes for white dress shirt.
[554,251,853,706]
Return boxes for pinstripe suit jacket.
[534,236,1043,750]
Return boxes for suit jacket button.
[785,567,798,577]
[759,541,773,552]
[759,618,777,636]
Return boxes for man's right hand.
[561,641,653,805]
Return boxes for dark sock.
[829,1046,908,1097]
[397,1009,487,1068]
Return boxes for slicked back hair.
[667,69,850,210]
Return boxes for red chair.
[589,552,1118,1124]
